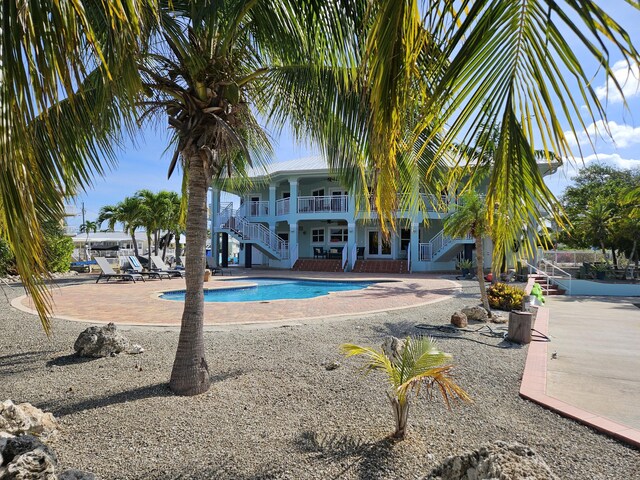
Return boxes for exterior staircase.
[292,259,343,272]
[352,260,408,274]
[529,274,566,296]
[217,203,288,261]
[423,229,474,262]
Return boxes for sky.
[67,3,640,228]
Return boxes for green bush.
[0,237,16,276]
[487,282,526,311]
[45,234,74,273]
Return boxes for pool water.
[160,278,377,303]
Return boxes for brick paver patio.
[13,271,458,328]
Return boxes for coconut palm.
[335,0,640,269]
[97,197,144,256]
[79,220,98,260]
[341,336,470,440]
[0,1,154,331]
[578,198,614,260]
[136,0,363,395]
[444,192,492,316]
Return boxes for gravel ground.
[1,278,638,479]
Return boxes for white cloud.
[545,152,640,196]
[595,60,640,103]
[564,120,640,149]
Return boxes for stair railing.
[219,207,289,260]
[407,245,411,273]
[522,260,551,293]
[539,258,572,295]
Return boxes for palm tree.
[333,1,640,272]
[97,197,144,256]
[0,1,154,331]
[444,192,492,316]
[341,336,470,440]
[136,189,174,257]
[136,0,362,395]
[578,198,613,260]
[158,192,184,262]
[79,220,99,260]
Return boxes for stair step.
[293,259,343,272]
[352,260,408,274]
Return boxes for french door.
[367,229,392,258]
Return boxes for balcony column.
[347,222,356,271]
[289,179,298,215]
[210,188,220,265]
[410,222,420,269]
[289,222,298,257]
[269,184,276,217]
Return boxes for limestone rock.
[461,305,489,322]
[0,432,15,466]
[451,312,468,328]
[381,336,405,364]
[127,344,144,355]
[324,361,340,371]
[74,323,129,358]
[59,469,97,480]
[1,435,57,480]
[0,401,58,441]
[426,441,558,480]
[490,314,507,324]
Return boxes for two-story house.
[210,156,559,274]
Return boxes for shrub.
[0,237,16,276]
[45,234,74,273]
[487,282,525,311]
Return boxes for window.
[311,228,325,244]
[400,228,411,252]
[311,188,325,197]
[329,227,348,243]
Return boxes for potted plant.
[591,262,608,280]
[457,258,473,277]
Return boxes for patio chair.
[313,247,327,259]
[356,247,365,259]
[206,256,230,276]
[150,255,185,278]
[94,257,144,284]
[127,256,171,280]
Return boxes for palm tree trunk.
[154,230,159,256]
[146,231,152,260]
[175,233,183,266]
[611,247,617,268]
[475,236,492,317]
[131,233,139,257]
[169,152,211,396]
[162,233,171,261]
[390,396,409,440]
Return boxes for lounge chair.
[150,255,185,278]
[206,257,230,276]
[95,257,144,283]
[127,256,171,280]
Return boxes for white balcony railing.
[244,200,269,217]
[276,197,290,215]
[297,195,348,213]
[419,243,432,261]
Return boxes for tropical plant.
[577,198,614,260]
[79,220,98,260]
[487,283,525,311]
[456,259,473,270]
[97,197,144,256]
[444,192,492,316]
[0,1,153,331]
[341,336,471,440]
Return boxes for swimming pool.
[160,278,378,303]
